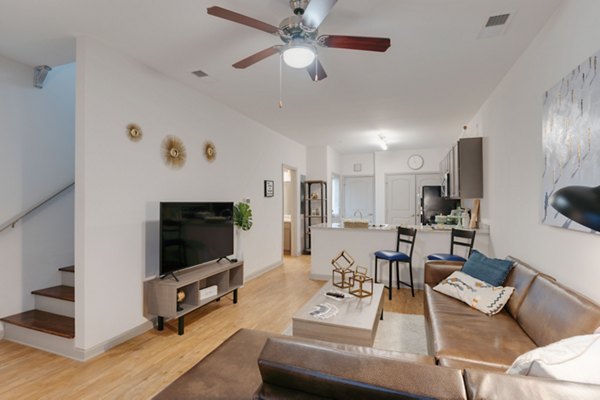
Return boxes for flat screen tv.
[160,202,234,277]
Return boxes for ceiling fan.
[207,0,391,81]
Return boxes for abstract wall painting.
[542,51,600,234]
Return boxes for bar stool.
[427,228,476,262]
[374,226,417,299]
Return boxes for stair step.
[32,285,75,302]
[1,310,74,338]
[58,265,74,273]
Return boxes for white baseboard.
[245,260,283,281]
[310,273,330,281]
[80,320,153,361]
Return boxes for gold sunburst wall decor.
[126,123,143,142]
[161,135,187,169]
[204,141,216,162]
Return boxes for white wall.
[75,38,306,350]
[0,55,75,337]
[340,153,375,176]
[374,148,447,224]
[468,0,600,303]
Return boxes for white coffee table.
[292,281,384,346]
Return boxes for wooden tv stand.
[145,260,243,335]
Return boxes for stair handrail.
[0,181,75,233]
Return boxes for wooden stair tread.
[1,310,74,338]
[58,265,74,273]
[31,285,74,302]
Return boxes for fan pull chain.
[279,54,284,108]
[314,53,319,82]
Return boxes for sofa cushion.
[433,271,514,316]
[153,328,275,400]
[504,257,540,318]
[437,357,507,373]
[464,369,600,400]
[516,275,600,347]
[507,334,600,385]
[461,250,514,286]
[258,336,466,400]
[425,285,536,370]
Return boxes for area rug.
[283,312,428,355]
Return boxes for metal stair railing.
[0,182,75,233]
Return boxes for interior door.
[343,176,374,223]
[386,174,416,225]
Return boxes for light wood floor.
[0,256,424,399]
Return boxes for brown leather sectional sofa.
[424,256,600,372]
[154,257,600,399]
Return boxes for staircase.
[1,265,77,356]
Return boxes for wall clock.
[408,154,424,170]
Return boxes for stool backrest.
[396,226,418,258]
[450,228,476,258]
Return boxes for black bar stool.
[427,228,476,262]
[374,226,417,299]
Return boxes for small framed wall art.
[264,180,274,197]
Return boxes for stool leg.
[388,260,392,300]
[374,257,379,283]
[408,260,415,297]
[396,261,400,289]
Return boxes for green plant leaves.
[233,202,253,231]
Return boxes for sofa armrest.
[257,337,466,400]
[424,260,464,286]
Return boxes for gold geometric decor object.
[126,123,143,142]
[349,265,373,298]
[161,135,187,169]
[204,141,216,162]
[331,250,355,289]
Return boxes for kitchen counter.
[311,223,489,234]
[310,223,490,288]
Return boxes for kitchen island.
[310,223,490,289]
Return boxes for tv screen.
[160,202,234,276]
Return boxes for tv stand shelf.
[145,260,243,335]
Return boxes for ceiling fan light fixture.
[282,44,315,69]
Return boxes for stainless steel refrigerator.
[421,186,461,225]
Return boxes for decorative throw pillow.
[507,334,600,385]
[433,271,514,316]
[461,250,514,286]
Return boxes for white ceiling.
[0,0,562,153]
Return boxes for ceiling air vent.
[192,69,209,78]
[485,14,510,28]
[479,13,512,39]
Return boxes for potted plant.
[233,202,253,260]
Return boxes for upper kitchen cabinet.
[440,137,483,199]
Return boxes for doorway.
[331,173,341,223]
[343,176,375,223]
[282,165,298,256]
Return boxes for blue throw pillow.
[461,250,514,286]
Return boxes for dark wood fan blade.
[207,6,279,34]
[233,46,281,69]
[318,35,391,52]
[301,0,338,29]
[306,59,328,81]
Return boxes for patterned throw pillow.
[434,271,515,316]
